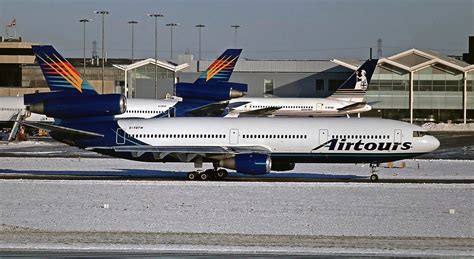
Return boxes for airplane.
[0,46,246,140]
[225,59,379,117]
[23,90,440,182]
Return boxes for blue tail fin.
[331,59,378,101]
[195,49,242,83]
[31,45,97,95]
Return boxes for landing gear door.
[316,103,323,113]
[394,129,402,143]
[319,129,328,145]
[116,128,126,145]
[229,129,239,145]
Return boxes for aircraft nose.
[424,135,440,152]
[366,104,372,111]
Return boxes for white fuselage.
[0,97,179,123]
[0,97,53,123]
[115,98,178,119]
[117,117,439,159]
[228,97,371,117]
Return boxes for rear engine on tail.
[175,82,247,101]
[25,93,126,119]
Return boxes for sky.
[0,0,473,60]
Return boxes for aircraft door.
[394,129,402,143]
[167,106,176,117]
[230,129,239,145]
[116,128,126,145]
[316,103,323,113]
[319,129,328,145]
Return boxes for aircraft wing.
[22,122,104,139]
[186,101,230,117]
[87,145,271,161]
[337,102,367,112]
[236,107,281,117]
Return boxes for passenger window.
[413,131,429,137]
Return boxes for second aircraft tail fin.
[195,49,242,83]
[330,59,378,102]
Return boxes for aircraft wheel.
[216,169,228,180]
[199,172,209,181]
[370,174,379,182]
[205,169,215,180]
[187,171,197,180]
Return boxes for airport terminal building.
[1,37,473,123]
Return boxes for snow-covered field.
[1,142,473,255]
[0,178,472,256]
[0,157,473,180]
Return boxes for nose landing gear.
[369,163,380,182]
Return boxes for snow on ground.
[0,178,472,238]
[0,157,472,180]
[422,122,474,131]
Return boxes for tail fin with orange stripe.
[31,45,97,95]
[195,49,242,83]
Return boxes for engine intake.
[28,94,126,119]
[219,153,271,175]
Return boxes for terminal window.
[264,79,274,95]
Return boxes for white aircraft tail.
[329,59,378,102]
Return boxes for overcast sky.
[0,0,473,60]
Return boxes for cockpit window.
[413,131,430,137]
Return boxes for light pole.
[94,10,109,93]
[195,24,205,61]
[79,18,91,78]
[165,23,179,59]
[231,24,240,48]
[128,20,138,63]
[147,13,164,99]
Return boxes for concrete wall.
[0,87,49,96]
[177,71,350,98]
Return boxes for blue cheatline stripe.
[271,152,426,157]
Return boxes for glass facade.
[467,72,474,119]
[365,62,471,122]
[365,66,410,120]
[127,64,175,98]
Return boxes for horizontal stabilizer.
[23,122,103,139]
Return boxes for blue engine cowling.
[175,81,247,101]
[219,153,271,175]
[27,94,126,119]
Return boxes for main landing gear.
[187,168,228,181]
[369,163,380,182]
